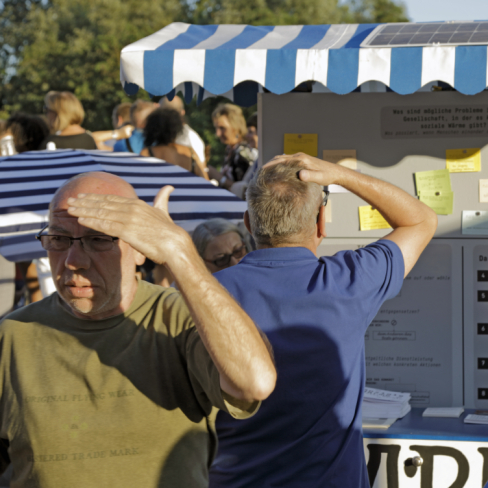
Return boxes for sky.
[401,0,488,22]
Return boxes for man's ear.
[317,206,327,239]
[134,250,146,266]
[244,210,252,234]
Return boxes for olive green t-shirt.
[0,280,254,487]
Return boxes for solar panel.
[361,21,488,48]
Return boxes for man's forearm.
[166,247,276,403]
[333,163,434,230]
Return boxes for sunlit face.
[48,177,144,320]
[213,115,240,146]
[203,232,247,273]
[246,126,258,149]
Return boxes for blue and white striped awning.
[0,150,246,262]
[121,22,488,104]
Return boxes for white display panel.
[366,244,453,406]
[318,239,464,407]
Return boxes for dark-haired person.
[160,95,206,166]
[141,107,208,180]
[5,112,49,153]
[209,153,437,488]
[39,91,97,150]
[208,104,257,194]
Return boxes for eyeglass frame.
[35,224,119,252]
[203,243,247,269]
[321,186,330,207]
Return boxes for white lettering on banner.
[363,438,488,488]
[381,105,488,139]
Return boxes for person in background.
[160,95,206,166]
[208,104,257,196]
[113,100,155,154]
[39,91,97,150]
[246,112,258,150]
[112,102,132,130]
[192,219,249,274]
[91,103,134,151]
[151,215,251,286]
[2,114,51,308]
[6,113,49,153]
[141,107,208,180]
[228,112,260,199]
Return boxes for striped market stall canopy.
[120,22,488,105]
[0,150,246,262]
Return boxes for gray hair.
[192,218,246,258]
[246,160,323,247]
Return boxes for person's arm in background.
[189,149,209,181]
[92,125,134,151]
[66,187,276,404]
[270,153,437,277]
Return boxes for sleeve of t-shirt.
[185,329,260,420]
[324,239,404,329]
[352,239,405,324]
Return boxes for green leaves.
[0,0,409,161]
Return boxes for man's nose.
[230,255,240,266]
[64,241,90,270]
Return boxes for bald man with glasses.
[0,172,276,488]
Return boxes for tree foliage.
[0,0,409,165]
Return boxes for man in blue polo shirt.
[209,153,437,487]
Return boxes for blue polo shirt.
[209,240,404,488]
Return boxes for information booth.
[120,22,488,487]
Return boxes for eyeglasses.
[317,186,330,223]
[35,225,119,252]
[204,244,247,268]
[321,186,330,206]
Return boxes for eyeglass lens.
[213,245,247,267]
[39,235,116,252]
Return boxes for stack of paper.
[464,414,488,425]
[362,387,411,419]
[423,407,464,418]
[414,169,453,215]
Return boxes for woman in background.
[209,104,257,193]
[39,91,97,150]
[192,218,250,273]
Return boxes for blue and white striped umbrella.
[0,150,246,262]
[120,22,488,104]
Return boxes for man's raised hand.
[66,186,192,264]
[265,152,350,187]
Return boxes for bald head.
[159,96,185,116]
[50,172,137,217]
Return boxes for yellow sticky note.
[323,150,357,170]
[358,206,391,231]
[284,134,318,157]
[419,191,453,215]
[446,148,481,173]
[415,169,451,195]
[480,180,488,203]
